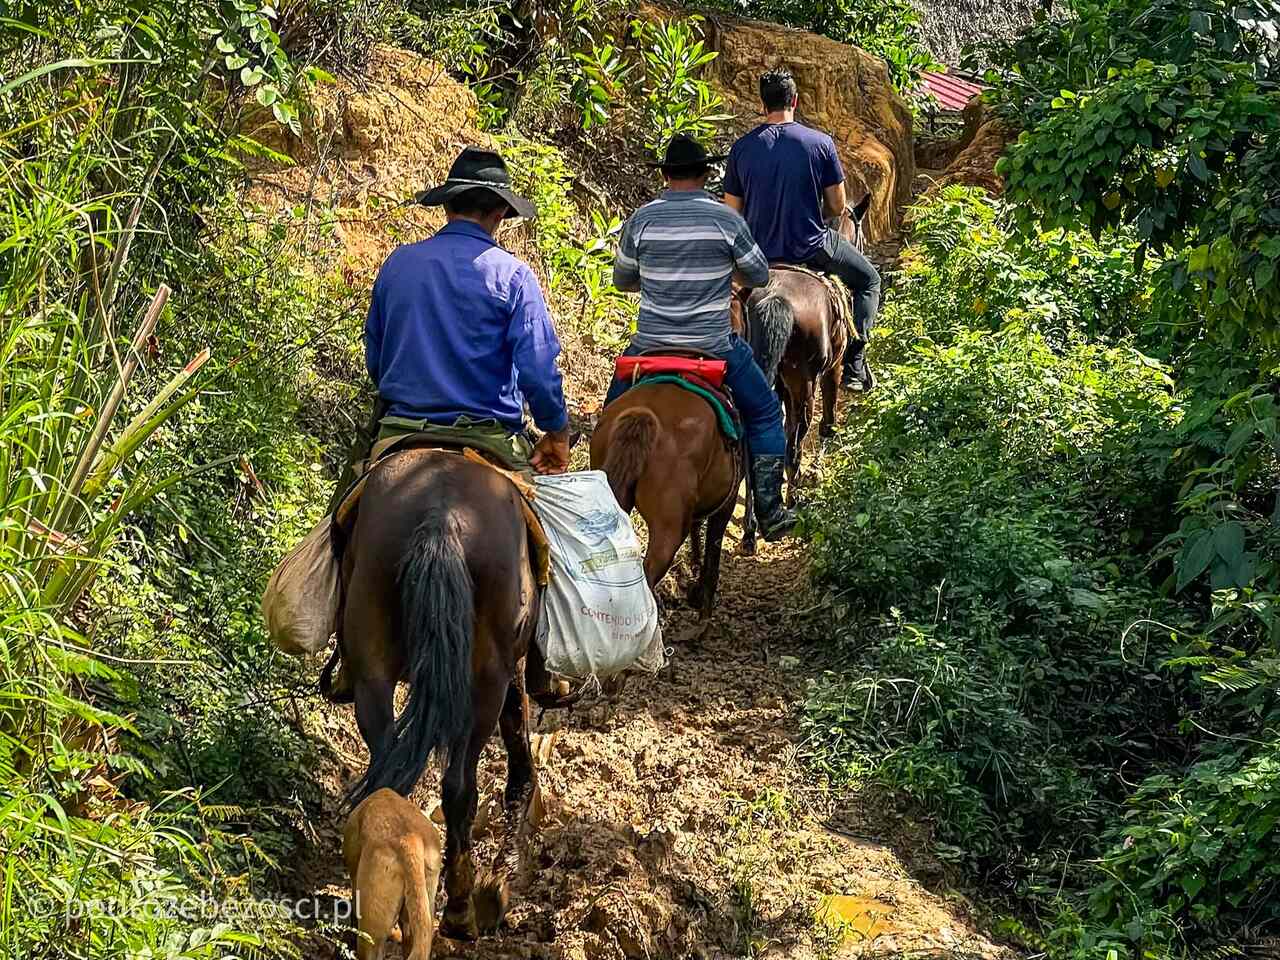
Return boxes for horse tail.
[602,408,659,512]
[347,508,473,806]
[746,284,795,385]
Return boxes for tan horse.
[590,382,740,630]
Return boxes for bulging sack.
[261,517,341,656]
[530,471,664,679]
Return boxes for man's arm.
[723,147,745,214]
[820,137,848,220]
[508,268,569,437]
[822,181,848,221]
[612,217,641,293]
[364,277,383,384]
[729,216,770,289]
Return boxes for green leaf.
[1177,529,1215,592]
[1213,521,1245,565]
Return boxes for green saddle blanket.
[636,374,741,442]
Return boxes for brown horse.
[739,197,869,552]
[590,382,740,631]
[336,448,547,942]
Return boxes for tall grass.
[0,17,298,958]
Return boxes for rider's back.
[724,122,843,264]
[366,221,562,431]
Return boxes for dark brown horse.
[590,382,739,632]
[739,196,869,552]
[336,448,547,941]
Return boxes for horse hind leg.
[819,358,841,442]
[687,519,706,607]
[740,457,758,557]
[476,678,536,932]
[439,664,508,942]
[694,501,733,638]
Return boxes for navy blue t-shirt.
[723,122,845,263]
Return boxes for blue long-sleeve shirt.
[365,221,568,434]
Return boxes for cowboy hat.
[646,133,729,174]
[415,146,537,220]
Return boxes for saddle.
[333,435,549,586]
[613,352,742,443]
[767,263,860,343]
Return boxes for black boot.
[751,455,798,542]
[841,341,875,392]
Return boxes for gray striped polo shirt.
[612,189,770,355]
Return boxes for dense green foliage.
[0,1,374,954]
[805,186,1280,956]
[977,0,1280,342]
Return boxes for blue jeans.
[603,335,786,456]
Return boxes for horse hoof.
[440,911,480,942]
[740,541,757,557]
[473,873,511,933]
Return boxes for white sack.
[530,471,664,679]
[261,517,340,656]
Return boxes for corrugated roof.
[920,70,984,112]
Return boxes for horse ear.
[850,192,872,223]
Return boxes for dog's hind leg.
[354,851,403,960]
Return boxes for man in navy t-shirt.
[723,68,882,391]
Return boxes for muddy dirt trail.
[296,511,1008,960]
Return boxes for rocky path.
[297,518,1007,960]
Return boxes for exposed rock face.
[924,97,1017,195]
[243,46,488,274]
[693,11,916,241]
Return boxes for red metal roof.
[920,70,984,112]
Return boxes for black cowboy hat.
[646,133,729,174]
[415,146,537,220]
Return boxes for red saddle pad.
[615,355,728,388]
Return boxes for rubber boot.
[841,341,875,392]
[751,455,798,542]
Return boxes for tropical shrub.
[803,187,1280,957]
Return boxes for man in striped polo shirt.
[605,134,796,541]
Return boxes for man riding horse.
[325,146,570,705]
[605,134,798,541]
[329,147,574,940]
[724,68,882,392]
[329,146,569,510]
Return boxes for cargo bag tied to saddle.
[529,471,664,680]
[261,518,341,656]
[262,466,663,681]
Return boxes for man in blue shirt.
[724,68,882,391]
[331,147,569,509]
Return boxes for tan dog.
[344,788,443,960]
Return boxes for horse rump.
[601,407,660,513]
[346,506,474,806]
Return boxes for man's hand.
[530,428,571,475]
